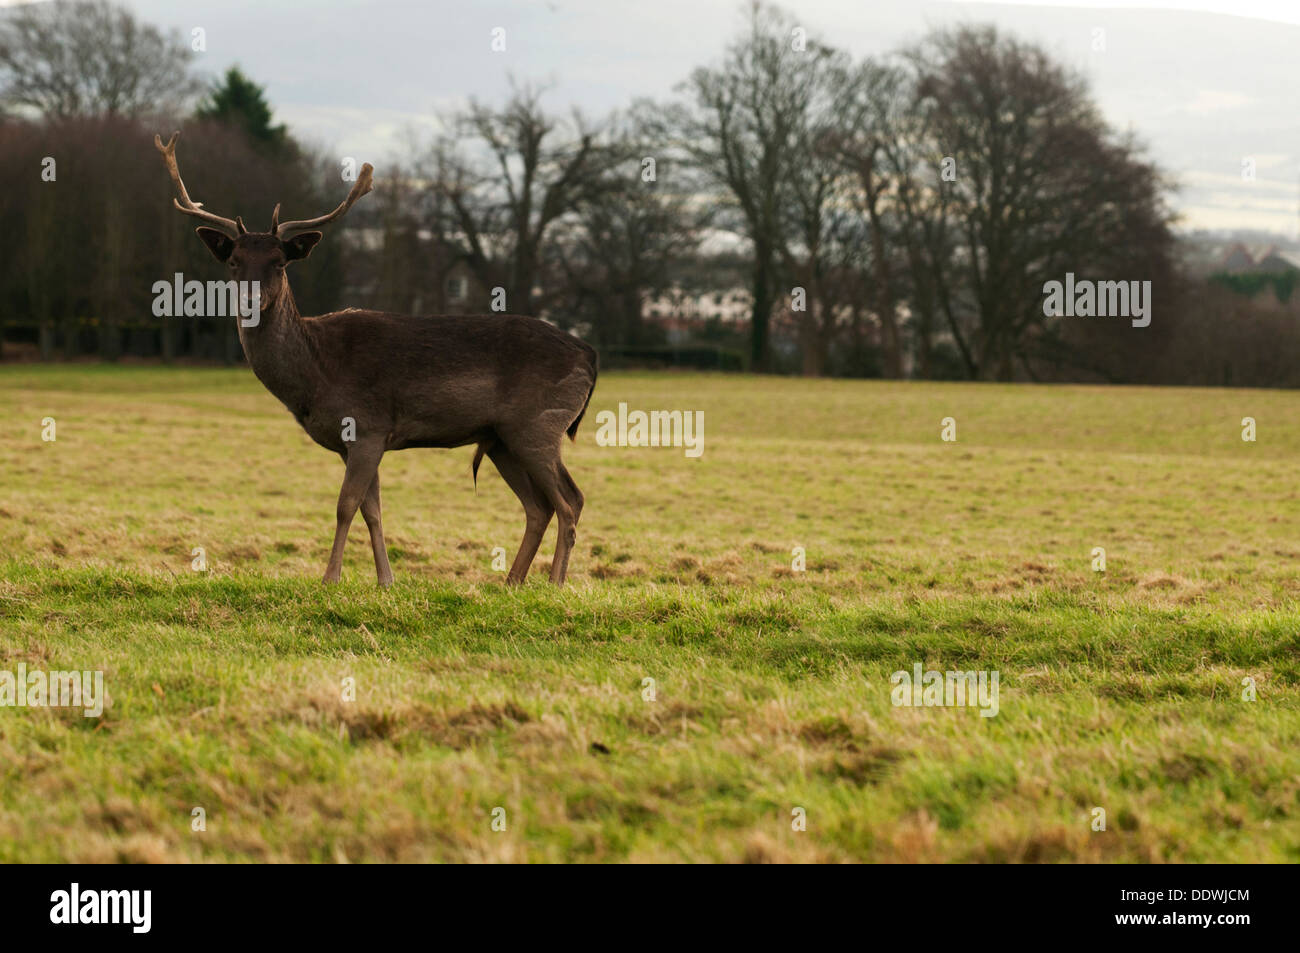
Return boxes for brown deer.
[154,131,596,586]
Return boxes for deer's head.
[154,131,373,314]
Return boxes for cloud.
[1183,89,1254,115]
[274,104,457,164]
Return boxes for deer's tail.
[472,439,493,490]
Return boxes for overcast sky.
[34,0,1300,238]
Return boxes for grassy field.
[1,364,1299,862]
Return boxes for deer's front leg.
[359,471,393,588]
[323,442,384,584]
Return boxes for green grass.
[1,365,1298,862]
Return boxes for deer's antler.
[274,163,374,239]
[154,131,245,239]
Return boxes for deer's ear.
[195,227,234,263]
[282,231,323,262]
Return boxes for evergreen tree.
[196,66,288,151]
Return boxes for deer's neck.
[237,288,321,416]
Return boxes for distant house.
[1254,249,1300,274]
[642,286,751,324]
[1219,243,1256,273]
[1212,242,1300,276]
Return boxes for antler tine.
[153,131,243,239]
[275,164,374,239]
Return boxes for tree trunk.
[64,318,79,359]
[161,320,176,363]
[914,305,933,379]
[878,309,902,379]
[222,319,236,366]
[997,342,1014,381]
[750,255,773,372]
[799,311,822,376]
[867,201,902,378]
[39,320,55,361]
[99,321,121,361]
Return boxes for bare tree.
[429,84,616,316]
[776,44,867,377]
[0,0,201,120]
[552,113,708,348]
[671,1,819,371]
[823,61,917,378]
[906,25,1175,380]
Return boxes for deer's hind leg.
[510,450,583,587]
[501,404,586,586]
[546,461,584,585]
[489,444,553,584]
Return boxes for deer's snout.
[235,269,285,314]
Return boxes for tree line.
[1,0,1295,385]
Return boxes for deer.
[154,131,597,587]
